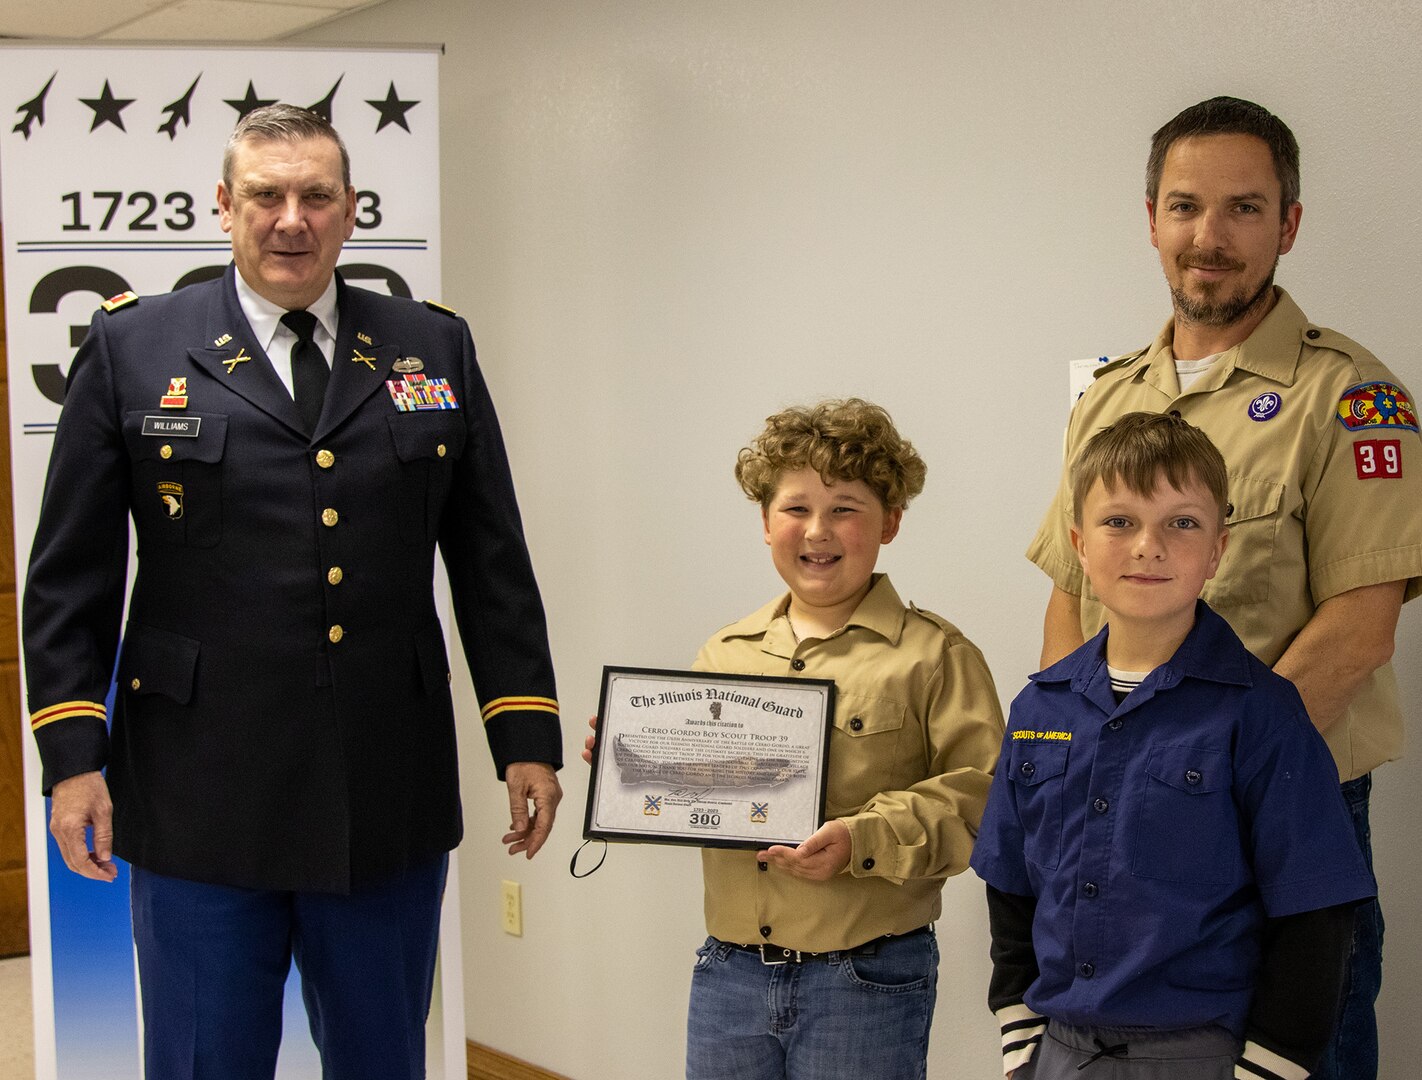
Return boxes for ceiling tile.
[0,0,170,39]
[98,0,353,41]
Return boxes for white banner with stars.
[0,44,463,1080]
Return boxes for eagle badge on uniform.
[157,481,184,519]
[1336,381,1418,432]
[160,378,188,409]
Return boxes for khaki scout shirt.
[1027,289,1422,780]
[696,575,1004,952]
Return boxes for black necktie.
[281,309,328,435]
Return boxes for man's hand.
[502,761,562,859]
[757,819,851,881]
[49,771,117,882]
[580,716,598,765]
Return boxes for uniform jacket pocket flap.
[1224,473,1283,526]
[1145,745,1230,794]
[118,623,200,704]
[833,694,904,738]
[387,414,467,462]
[123,411,229,463]
[1006,739,1070,788]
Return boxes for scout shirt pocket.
[118,623,200,706]
[1005,737,1069,870]
[122,412,228,548]
[386,414,467,545]
[825,694,905,816]
[1201,473,1282,609]
[1132,744,1239,884]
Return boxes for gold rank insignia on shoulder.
[423,299,457,318]
[101,291,139,313]
[357,331,373,346]
[393,356,423,374]
[214,333,233,348]
[351,349,376,370]
[160,377,188,409]
[222,347,251,375]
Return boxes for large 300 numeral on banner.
[27,263,413,405]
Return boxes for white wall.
[305,3,1422,1077]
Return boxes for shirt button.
[1225,502,1235,520]
[1107,719,1123,731]
[322,508,339,527]
[1306,328,1321,340]
[849,717,864,731]
[327,566,343,585]
[1083,882,1099,897]
[760,925,772,938]
[160,444,173,459]
[316,449,335,469]
[861,858,875,871]
[791,659,805,671]
[1093,797,1109,814]
[328,625,344,644]
[1079,962,1095,978]
[758,860,769,872]
[1020,761,1036,778]
[130,678,141,691]
[1168,410,1182,418]
[437,443,447,458]
[1185,769,1202,785]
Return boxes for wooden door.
[0,226,30,957]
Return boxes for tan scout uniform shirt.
[1028,289,1422,780]
[696,574,1004,952]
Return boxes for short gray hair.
[222,103,351,191]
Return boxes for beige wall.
[305,3,1422,1077]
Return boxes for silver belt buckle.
[758,944,800,965]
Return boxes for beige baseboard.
[467,1040,571,1080]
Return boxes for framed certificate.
[583,666,835,849]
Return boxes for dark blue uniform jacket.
[24,266,562,892]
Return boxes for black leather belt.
[728,925,931,966]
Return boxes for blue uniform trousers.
[1314,773,1383,1080]
[130,854,448,1080]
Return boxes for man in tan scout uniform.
[1027,96,1422,1080]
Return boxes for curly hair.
[1071,411,1229,525]
[735,398,926,509]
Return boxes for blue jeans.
[1312,774,1383,1080]
[685,931,938,1080]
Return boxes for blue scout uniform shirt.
[971,601,1374,1037]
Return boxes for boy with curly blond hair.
[685,397,1003,1079]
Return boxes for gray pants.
[1015,1021,1240,1080]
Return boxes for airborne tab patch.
[1337,381,1418,432]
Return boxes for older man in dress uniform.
[24,104,563,1080]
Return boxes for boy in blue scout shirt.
[587,399,1004,1080]
[972,412,1375,1080]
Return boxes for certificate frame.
[583,666,835,849]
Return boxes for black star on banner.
[159,74,201,140]
[81,79,135,132]
[366,82,418,132]
[308,76,343,123]
[225,81,277,120]
[13,71,55,139]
